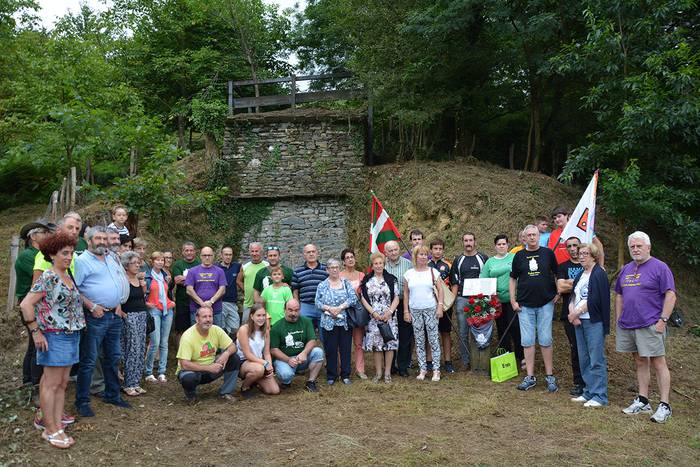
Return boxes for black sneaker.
[426,361,433,371]
[304,380,319,393]
[444,361,456,374]
[103,398,132,409]
[569,384,584,396]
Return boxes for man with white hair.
[31,212,82,282]
[384,240,413,376]
[615,231,676,423]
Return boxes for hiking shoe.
[342,378,352,385]
[305,380,319,393]
[444,361,456,374]
[517,375,537,391]
[622,397,653,415]
[584,399,603,408]
[144,375,157,384]
[569,384,584,396]
[650,404,672,423]
[545,375,559,393]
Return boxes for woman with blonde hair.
[403,245,443,382]
[144,251,175,383]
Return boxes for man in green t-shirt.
[270,299,324,392]
[252,246,293,303]
[176,306,240,402]
[236,242,268,324]
[172,242,201,341]
[16,221,52,387]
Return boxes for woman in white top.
[236,304,280,397]
[403,245,444,382]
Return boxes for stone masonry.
[222,109,367,265]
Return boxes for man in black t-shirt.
[449,232,489,370]
[509,224,559,392]
[556,237,585,396]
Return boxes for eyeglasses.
[578,251,591,257]
[201,254,214,257]
[266,246,280,251]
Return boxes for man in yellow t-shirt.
[176,306,240,402]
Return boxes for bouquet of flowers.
[463,293,502,327]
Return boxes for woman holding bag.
[360,252,400,384]
[339,248,367,379]
[315,258,359,385]
[403,245,444,382]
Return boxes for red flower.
[477,293,485,299]
[468,297,475,305]
[475,305,482,312]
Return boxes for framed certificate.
[461,278,497,297]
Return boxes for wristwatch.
[30,327,41,334]
[659,317,668,322]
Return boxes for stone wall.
[222,109,366,198]
[239,198,349,267]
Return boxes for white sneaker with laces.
[650,404,672,423]
[571,395,587,403]
[622,397,653,414]
[144,375,157,383]
[584,399,603,407]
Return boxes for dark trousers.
[178,354,241,397]
[495,302,524,362]
[394,299,414,372]
[323,325,352,380]
[23,330,43,386]
[563,320,584,386]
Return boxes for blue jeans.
[518,302,554,347]
[76,312,123,406]
[145,308,174,376]
[300,301,323,341]
[274,347,325,385]
[575,319,608,405]
[454,297,471,365]
[190,311,223,328]
[221,301,240,334]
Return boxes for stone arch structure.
[222,109,367,265]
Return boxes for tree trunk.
[177,115,186,149]
[617,220,626,271]
[204,133,220,160]
[509,143,515,169]
[129,147,137,176]
[524,107,533,171]
[531,89,542,172]
[85,157,92,184]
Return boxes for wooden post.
[129,148,137,176]
[51,191,59,222]
[7,235,19,314]
[290,75,296,109]
[70,167,77,208]
[58,177,67,216]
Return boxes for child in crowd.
[108,205,130,236]
[260,267,292,326]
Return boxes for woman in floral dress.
[360,252,400,383]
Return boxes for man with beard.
[74,226,131,417]
[172,242,200,345]
[176,306,240,402]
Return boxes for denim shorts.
[518,302,554,347]
[36,331,81,367]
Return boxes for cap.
[19,220,53,240]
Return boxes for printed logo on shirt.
[620,272,642,288]
[528,257,539,273]
[199,342,216,358]
[284,330,305,349]
[196,272,216,282]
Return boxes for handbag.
[344,280,370,328]
[377,321,395,343]
[146,314,155,335]
[490,348,518,382]
[431,268,456,309]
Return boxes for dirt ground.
[1,162,699,465]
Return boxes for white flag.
[561,171,598,244]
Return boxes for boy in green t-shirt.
[260,267,293,325]
[269,299,324,391]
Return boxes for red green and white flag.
[370,193,401,253]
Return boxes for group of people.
[14,205,678,448]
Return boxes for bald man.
[185,246,228,328]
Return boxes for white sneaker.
[144,375,157,383]
[571,395,587,403]
[650,404,672,423]
[584,399,603,407]
[622,397,653,414]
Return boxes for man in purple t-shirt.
[185,246,227,328]
[614,231,676,424]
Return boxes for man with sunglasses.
[253,245,294,303]
[556,236,586,396]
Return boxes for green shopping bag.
[490,348,518,383]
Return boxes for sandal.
[416,370,427,381]
[432,370,441,382]
[372,374,381,383]
[135,386,147,394]
[384,375,392,384]
[42,429,73,449]
[123,387,139,397]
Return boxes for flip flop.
[42,429,73,449]
[123,387,140,397]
